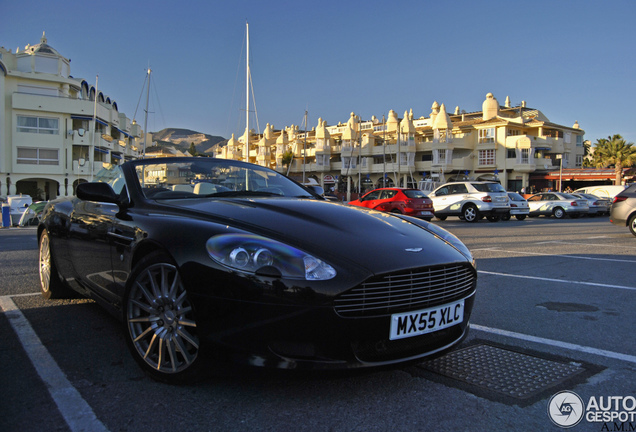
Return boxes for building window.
[520,148,530,164]
[576,135,583,147]
[17,147,59,165]
[576,155,583,167]
[17,115,59,135]
[478,149,495,165]
[507,149,516,158]
[478,128,495,144]
[507,129,522,136]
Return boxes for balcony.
[72,160,110,177]
[13,92,111,120]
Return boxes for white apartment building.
[0,33,143,199]
[218,93,585,195]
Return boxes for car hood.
[164,197,470,276]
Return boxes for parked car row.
[348,182,613,223]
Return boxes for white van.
[573,185,627,199]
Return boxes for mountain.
[150,128,227,155]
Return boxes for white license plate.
[389,299,464,340]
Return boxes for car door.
[68,197,119,303]
[68,166,126,304]
[430,185,451,213]
[358,189,382,209]
[444,183,469,214]
[377,189,399,211]
[527,194,546,215]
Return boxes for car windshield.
[129,158,315,200]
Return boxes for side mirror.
[76,182,119,204]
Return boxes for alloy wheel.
[126,262,199,374]
[39,232,52,294]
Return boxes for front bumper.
[192,291,476,370]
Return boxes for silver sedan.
[571,193,611,216]
[527,192,589,219]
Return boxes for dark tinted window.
[362,190,381,201]
[403,189,427,199]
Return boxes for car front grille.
[334,263,476,318]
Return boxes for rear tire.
[629,214,636,237]
[39,229,75,299]
[515,215,527,221]
[501,212,511,221]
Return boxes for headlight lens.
[206,234,336,280]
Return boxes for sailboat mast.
[245,22,250,163]
[90,74,98,181]
[142,68,151,158]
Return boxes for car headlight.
[206,234,336,280]
[421,222,475,265]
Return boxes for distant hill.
[150,128,227,155]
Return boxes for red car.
[349,188,435,220]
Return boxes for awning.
[115,127,130,138]
[530,168,617,181]
[94,147,109,154]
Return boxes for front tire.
[501,212,511,221]
[39,229,75,299]
[124,251,202,384]
[515,215,527,221]
[462,204,479,223]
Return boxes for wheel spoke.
[144,333,158,360]
[133,325,155,343]
[165,338,178,372]
[178,318,197,328]
[177,328,199,350]
[130,298,155,314]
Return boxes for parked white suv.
[429,181,510,222]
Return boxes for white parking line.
[0,295,109,432]
[474,247,636,264]
[477,270,636,291]
[472,324,636,365]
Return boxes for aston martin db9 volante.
[38,157,476,383]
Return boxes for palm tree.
[592,134,636,185]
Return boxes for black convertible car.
[38,157,476,383]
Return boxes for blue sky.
[2,0,635,145]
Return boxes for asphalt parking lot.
[1,216,635,432]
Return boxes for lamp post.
[556,154,563,192]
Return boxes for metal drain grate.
[415,343,594,405]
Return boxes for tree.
[282,150,294,171]
[592,134,636,185]
[188,142,197,156]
